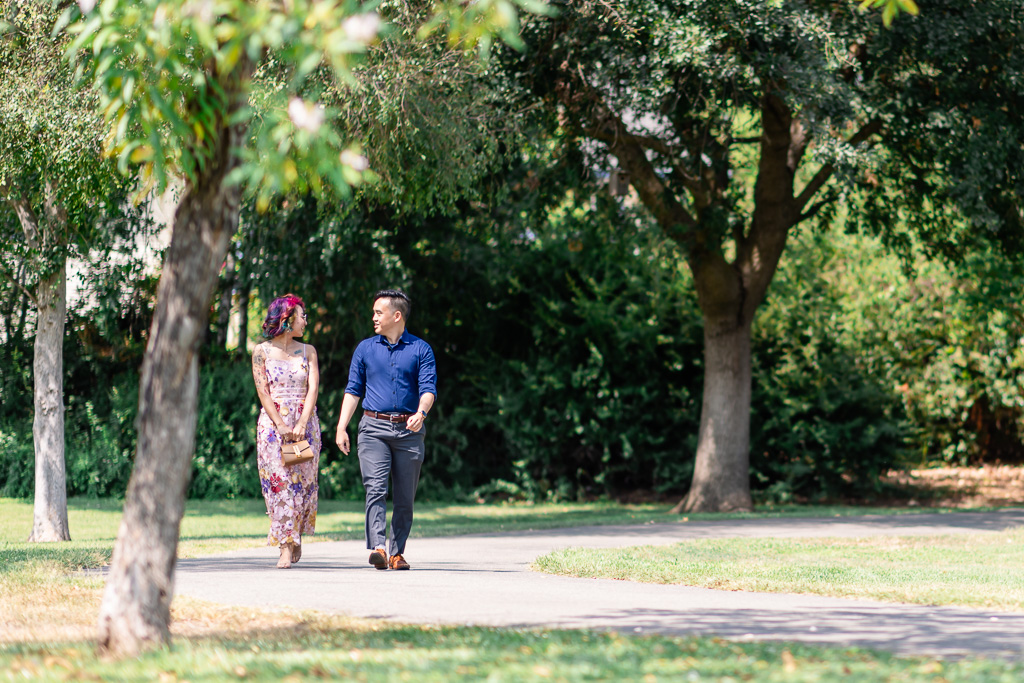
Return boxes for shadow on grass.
[5,619,1024,681]
[0,543,111,573]
[554,604,1024,659]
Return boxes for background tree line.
[3,0,1022,514]
[4,181,1024,506]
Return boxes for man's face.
[372,298,400,336]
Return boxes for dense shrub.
[750,231,908,502]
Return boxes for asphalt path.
[174,509,1024,659]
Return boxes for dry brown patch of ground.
[0,582,375,646]
[882,465,1024,508]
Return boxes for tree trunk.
[235,272,250,353]
[97,78,248,656]
[8,189,72,542]
[214,250,236,349]
[14,287,29,342]
[673,319,754,513]
[28,260,70,541]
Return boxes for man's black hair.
[375,289,411,320]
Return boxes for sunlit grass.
[535,528,1024,611]
[3,611,1024,682]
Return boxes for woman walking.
[251,294,321,568]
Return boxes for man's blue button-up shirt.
[345,330,437,414]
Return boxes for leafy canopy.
[60,0,550,209]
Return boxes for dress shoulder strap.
[303,343,307,360]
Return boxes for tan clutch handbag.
[282,439,314,466]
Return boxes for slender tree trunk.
[97,70,249,656]
[673,319,754,513]
[8,189,72,541]
[214,251,236,349]
[28,260,70,541]
[235,274,250,353]
[14,287,29,342]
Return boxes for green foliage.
[63,0,382,205]
[0,0,149,284]
[854,0,1024,255]
[63,0,548,209]
[750,231,907,502]
[860,0,919,27]
[446,202,704,500]
[191,361,261,498]
[879,249,1024,466]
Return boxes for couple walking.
[251,289,436,570]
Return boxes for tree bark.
[28,259,70,541]
[7,188,72,542]
[97,72,249,656]
[673,318,754,513]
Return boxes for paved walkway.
[174,509,1024,658]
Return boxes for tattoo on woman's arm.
[252,344,270,397]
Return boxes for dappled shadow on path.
[537,605,1024,658]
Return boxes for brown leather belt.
[364,410,412,423]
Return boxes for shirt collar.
[377,329,412,347]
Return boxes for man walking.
[336,289,436,570]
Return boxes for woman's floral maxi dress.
[256,345,321,548]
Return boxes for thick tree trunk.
[97,178,242,656]
[97,77,248,655]
[28,261,70,542]
[674,320,754,513]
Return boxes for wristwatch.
[419,410,428,418]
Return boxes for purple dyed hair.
[262,293,306,339]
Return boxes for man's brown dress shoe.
[389,554,410,570]
[369,547,388,570]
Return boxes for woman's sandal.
[292,543,301,563]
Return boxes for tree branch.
[580,112,711,207]
[795,119,882,211]
[799,198,833,222]
[0,259,38,307]
[557,64,699,242]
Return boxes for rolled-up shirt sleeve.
[418,343,437,399]
[345,343,367,397]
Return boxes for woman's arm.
[252,343,288,436]
[295,344,319,440]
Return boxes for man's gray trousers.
[356,415,425,557]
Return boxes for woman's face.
[290,306,308,337]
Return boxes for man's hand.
[406,412,425,433]
[336,428,350,454]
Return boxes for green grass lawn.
[4,617,1024,682]
[535,528,1024,612]
[4,497,1024,680]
